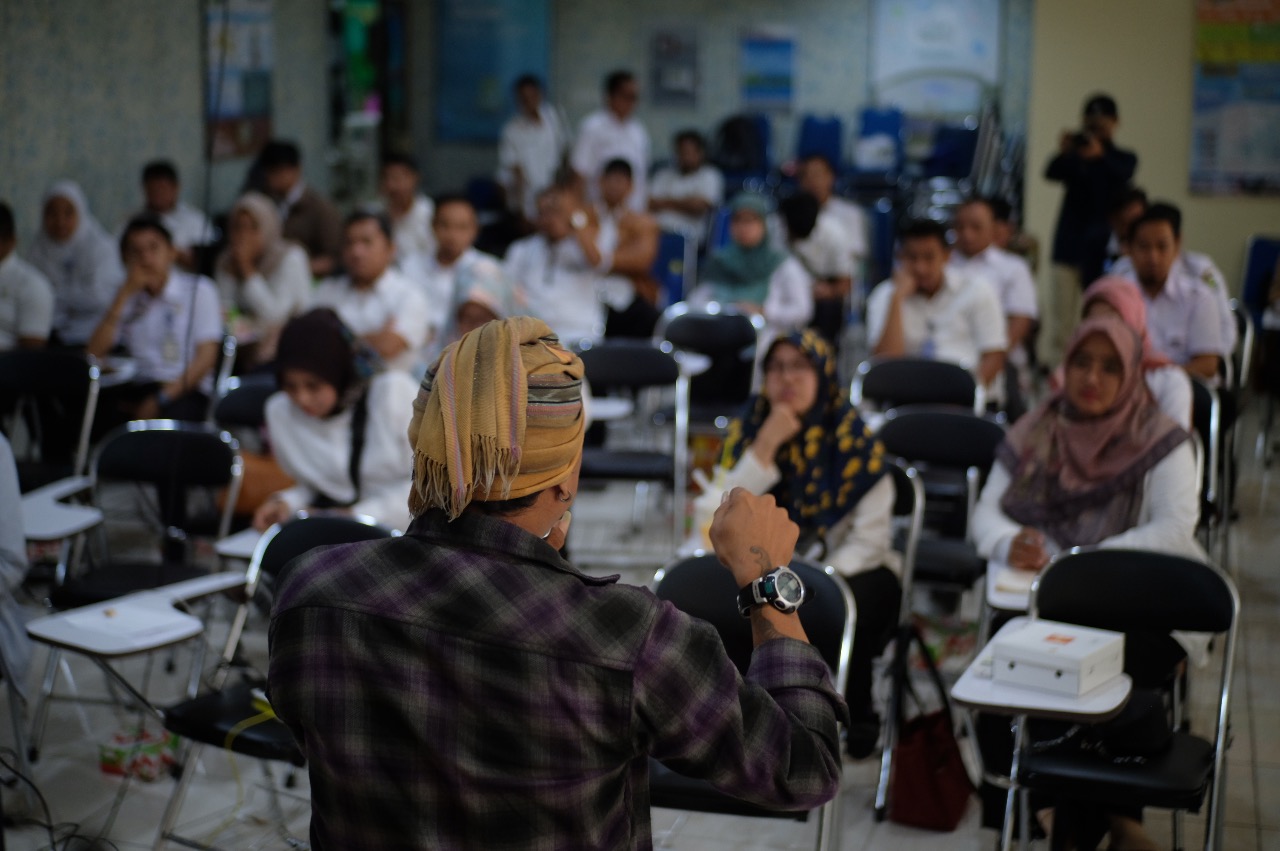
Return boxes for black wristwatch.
[736,566,806,618]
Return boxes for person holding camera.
[1043,93,1138,366]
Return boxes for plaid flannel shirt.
[268,509,846,849]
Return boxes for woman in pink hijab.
[1080,275,1192,429]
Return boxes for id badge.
[163,335,181,363]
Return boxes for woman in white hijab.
[26,181,122,346]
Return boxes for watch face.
[775,571,803,604]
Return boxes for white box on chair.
[991,620,1124,696]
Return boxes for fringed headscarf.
[720,329,886,542]
[998,316,1188,547]
[408,316,585,520]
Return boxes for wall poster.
[205,0,274,161]
[741,31,795,111]
[1192,0,1280,195]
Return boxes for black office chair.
[212,373,277,431]
[1190,378,1223,561]
[1013,549,1239,851]
[154,515,396,850]
[0,349,100,492]
[657,302,764,432]
[851,357,981,413]
[647,555,854,851]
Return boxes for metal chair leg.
[153,740,201,850]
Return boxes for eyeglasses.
[763,359,814,376]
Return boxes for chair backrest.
[580,341,680,393]
[852,357,979,412]
[660,304,764,416]
[1032,549,1236,635]
[876,405,1005,473]
[652,555,854,690]
[0,349,100,477]
[213,374,278,429]
[1190,377,1220,508]
[1240,234,1280,323]
[250,514,396,587]
[652,230,690,306]
[796,114,843,168]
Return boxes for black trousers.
[843,566,902,716]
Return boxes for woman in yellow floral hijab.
[719,329,901,758]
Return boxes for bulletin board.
[435,0,551,143]
[205,0,274,160]
[1191,0,1280,196]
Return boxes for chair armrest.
[27,475,94,503]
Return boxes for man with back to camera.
[571,70,651,213]
[1043,93,1138,365]
[260,139,344,278]
[267,316,847,848]
[865,218,1008,396]
[594,159,661,338]
[311,212,429,374]
[778,191,854,344]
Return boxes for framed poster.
[1191,0,1280,195]
[650,29,698,107]
[205,0,274,161]
[870,0,1000,115]
[741,31,794,111]
[435,0,550,143]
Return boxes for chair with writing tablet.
[646,555,853,851]
[153,514,395,850]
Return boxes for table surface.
[987,561,1035,613]
[215,526,263,560]
[952,617,1132,723]
[95,356,138,388]
[21,476,103,541]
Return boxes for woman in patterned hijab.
[720,328,900,757]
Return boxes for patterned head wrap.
[721,329,886,541]
[408,316,585,519]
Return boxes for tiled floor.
[3,404,1278,849]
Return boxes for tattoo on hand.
[751,609,786,642]
[749,545,773,578]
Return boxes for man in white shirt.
[1125,205,1228,383]
[865,219,1007,391]
[648,130,723,245]
[498,75,570,224]
[798,154,868,276]
[949,197,1039,364]
[86,215,223,426]
[0,202,55,349]
[503,186,609,347]
[571,70,650,213]
[312,213,429,374]
[377,153,436,266]
[415,195,508,363]
[128,160,216,272]
[595,160,661,338]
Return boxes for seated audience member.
[313,213,428,374]
[0,202,55,349]
[129,160,215,270]
[720,329,900,758]
[86,216,223,427]
[415,194,506,362]
[594,159,661,338]
[1080,276,1192,429]
[0,435,34,694]
[571,70,650,212]
[648,129,723,245]
[972,316,1202,851]
[1120,204,1229,383]
[26,180,123,347]
[988,195,1040,272]
[949,196,1039,406]
[260,140,344,278]
[267,317,846,847]
[778,192,853,343]
[865,218,1007,394]
[798,154,868,275]
[376,152,435,265]
[253,309,418,532]
[498,74,570,225]
[1109,201,1237,368]
[214,192,312,366]
[1103,185,1148,272]
[503,186,610,346]
[690,194,813,336]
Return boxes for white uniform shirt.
[1129,264,1228,372]
[649,164,724,243]
[380,195,436,267]
[1112,252,1237,354]
[503,234,605,346]
[949,245,1038,367]
[312,268,430,374]
[821,197,869,262]
[499,104,570,220]
[265,370,419,531]
[135,202,217,250]
[571,109,650,212]
[416,247,507,362]
[865,268,1008,372]
[116,270,223,391]
[791,215,856,281]
[0,253,55,348]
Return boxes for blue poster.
[741,33,795,111]
[435,0,550,143]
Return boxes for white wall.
[1024,0,1280,295]
[0,0,329,247]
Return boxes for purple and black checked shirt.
[268,508,846,849]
